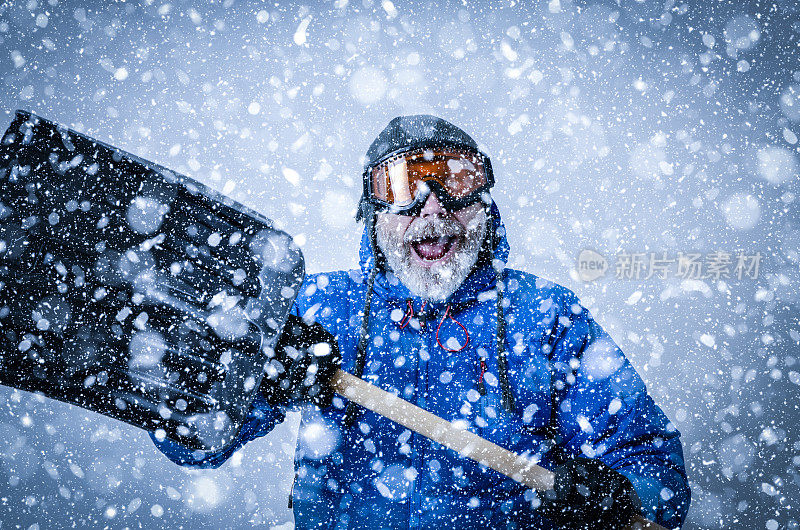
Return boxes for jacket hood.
[358,200,510,308]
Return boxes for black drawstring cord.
[487,203,514,413]
[343,265,378,428]
[495,266,515,413]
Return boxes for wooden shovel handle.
[329,369,668,530]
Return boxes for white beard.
[376,209,488,302]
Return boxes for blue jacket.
[152,203,690,529]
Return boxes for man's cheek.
[397,243,412,260]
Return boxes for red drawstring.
[398,300,414,329]
[436,305,470,353]
[477,358,487,395]
[399,300,427,329]
[395,301,479,387]
[396,301,469,352]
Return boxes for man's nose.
[419,192,447,217]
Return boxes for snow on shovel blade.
[0,110,304,452]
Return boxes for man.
[152,115,690,529]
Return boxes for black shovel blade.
[0,110,304,452]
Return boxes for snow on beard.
[376,208,488,301]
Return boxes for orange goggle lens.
[370,149,488,206]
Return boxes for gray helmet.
[357,115,487,221]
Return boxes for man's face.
[375,193,489,301]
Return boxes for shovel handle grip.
[329,369,668,530]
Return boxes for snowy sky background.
[1,0,799,528]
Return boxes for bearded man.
[152,115,691,529]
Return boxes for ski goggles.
[363,147,494,216]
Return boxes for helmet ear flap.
[357,165,375,222]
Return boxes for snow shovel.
[0,111,304,453]
[330,370,669,530]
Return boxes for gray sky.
[0,0,798,528]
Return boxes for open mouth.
[410,236,456,263]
